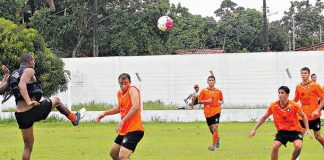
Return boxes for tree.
[282,0,324,49]
[0,18,67,99]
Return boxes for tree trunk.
[92,0,99,57]
[72,36,84,57]
[47,0,56,12]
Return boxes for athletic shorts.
[193,97,198,105]
[206,113,220,126]
[114,131,144,152]
[299,118,321,132]
[15,99,52,129]
[274,130,303,147]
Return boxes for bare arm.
[0,65,10,93]
[293,89,299,103]
[248,112,271,137]
[300,109,312,138]
[312,85,324,117]
[199,98,212,104]
[185,94,193,101]
[96,106,120,122]
[18,68,39,106]
[315,96,324,111]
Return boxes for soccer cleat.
[72,108,86,126]
[208,145,215,151]
[216,138,220,148]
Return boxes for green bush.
[143,100,178,110]
[0,18,67,99]
[71,101,113,111]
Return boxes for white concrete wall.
[1,51,324,109]
[2,110,323,122]
[0,109,270,122]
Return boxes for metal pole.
[92,0,99,57]
[261,0,268,52]
[320,24,322,43]
[292,16,296,50]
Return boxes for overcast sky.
[169,0,319,21]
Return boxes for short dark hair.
[311,73,316,77]
[207,75,215,80]
[118,73,131,81]
[278,86,290,94]
[301,67,310,74]
[20,53,34,65]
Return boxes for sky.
[169,0,319,22]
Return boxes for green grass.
[1,108,16,112]
[0,121,323,160]
[71,100,179,111]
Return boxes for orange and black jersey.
[294,81,324,120]
[198,87,223,118]
[117,86,144,136]
[267,100,303,132]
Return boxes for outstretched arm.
[299,109,312,139]
[248,112,271,138]
[96,106,120,122]
[0,65,10,94]
[185,94,193,101]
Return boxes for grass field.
[0,121,324,160]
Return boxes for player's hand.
[96,113,106,122]
[311,109,320,118]
[1,65,9,75]
[305,129,313,139]
[205,98,212,103]
[27,101,40,107]
[248,129,256,138]
[116,121,124,133]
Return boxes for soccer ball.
[157,16,173,31]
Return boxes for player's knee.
[213,126,218,132]
[295,143,302,150]
[110,151,118,160]
[315,135,322,140]
[23,139,34,150]
[118,154,129,160]
[50,97,62,106]
[23,143,33,156]
[272,145,280,151]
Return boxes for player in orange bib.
[96,73,144,160]
[249,86,312,160]
[198,75,223,151]
[293,67,324,150]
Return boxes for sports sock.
[212,132,219,147]
[67,112,77,122]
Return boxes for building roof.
[294,42,324,51]
[175,48,224,55]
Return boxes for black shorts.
[299,118,321,131]
[206,113,220,126]
[274,130,303,147]
[114,131,144,152]
[193,97,198,105]
[15,99,52,129]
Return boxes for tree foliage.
[0,0,323,56]
[0,18,67,98]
